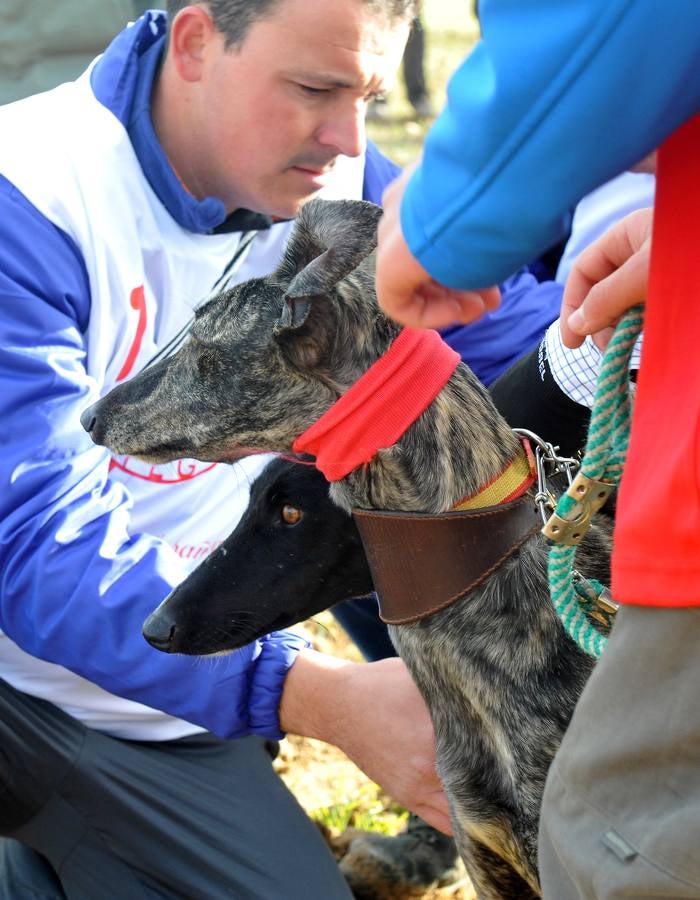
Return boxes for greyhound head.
[82,199,397,464]
[142,457,371,655]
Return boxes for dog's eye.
[280,504,303,526]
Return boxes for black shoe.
[339,813,462,899]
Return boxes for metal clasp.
[512,428,581,526]
[542,471,614,545]
[572,570,620,630]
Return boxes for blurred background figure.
[401,11,435,118]
[369,7,434,120]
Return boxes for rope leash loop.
[545,305,644,658]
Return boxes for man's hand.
[279,649,452,834]
[560,207,653,349]
[376,164,500,329]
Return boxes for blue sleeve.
[0,176,307,740]
[440,268,562,385]
[362,141,562,386]
[401,0,700,287]
[362,139,400,204]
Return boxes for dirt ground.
[274,613,476,900]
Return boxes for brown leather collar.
[352,496,542,625]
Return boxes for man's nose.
[316,103,366,158]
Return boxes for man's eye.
[298,84,329,96]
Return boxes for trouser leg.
[332,594,396,661]
[539,605,700,899]
[0,678,352,900]
[403,16,429,107]
[0,839,65,900]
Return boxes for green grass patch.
[312,783,410,836]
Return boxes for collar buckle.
[512,428,581,526]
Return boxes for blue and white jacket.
[0,11,560,742]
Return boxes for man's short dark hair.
[166,0,417,49]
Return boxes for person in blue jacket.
[375,1,700,896]
[376,1,698,328]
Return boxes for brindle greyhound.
[81,199,611,899]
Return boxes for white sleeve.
[556,173,656,284]
[544,320,642,410]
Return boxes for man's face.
[188,0,409,217]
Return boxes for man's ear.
[168,5,218,83]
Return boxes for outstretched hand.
[560,207,653,349]
[279,650,452,834]
[376,164,500,329]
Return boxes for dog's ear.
[275,199,382,329]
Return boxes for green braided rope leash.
[545,305,644,658]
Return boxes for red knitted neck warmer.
[292,328,460,481]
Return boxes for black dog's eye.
[280,504,303,526]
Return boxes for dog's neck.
[324,350,523,514]
[293,329,461,481]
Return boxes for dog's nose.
[80,404,98,434]
[143,611,179,653]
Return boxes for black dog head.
[142,457,373,655]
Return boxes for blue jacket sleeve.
[360,139,563,384]
[0,176,308,740]
[401,0,700,288]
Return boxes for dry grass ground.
[274,9,482,897]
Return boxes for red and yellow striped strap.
[453,440,535,511]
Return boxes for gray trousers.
[0,678,352,900]
[539,604,700,898]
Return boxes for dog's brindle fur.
[83,199,610,898]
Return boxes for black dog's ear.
[275,199,382,327]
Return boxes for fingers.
[388,281,501,331]
[412,800,454,835]
[560,208,653,348]
[561,243,650,347]
[376,171,500,329]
